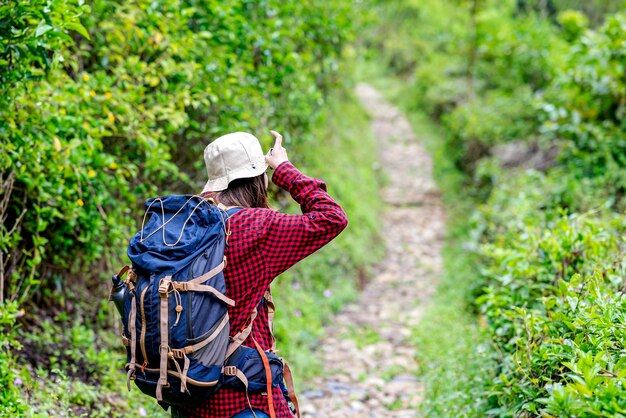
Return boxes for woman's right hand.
[265,130,289,170]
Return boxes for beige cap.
[201,132,268,193]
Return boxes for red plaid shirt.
[176,162,348,418]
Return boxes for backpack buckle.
[158,276,172,296]
[171,281,188,292]
[223,366,237,376]
[170,349,184,359]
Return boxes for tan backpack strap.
[171,313,230,358]
[187,258,226,285]
[168,352,190,394]
[156,275,172,401]
[223,366,257,418]
[252,337,276,418]
[225,308,257,358]
[282,359,301,418]
[171,281,235,306]
[264,291,276,353]
[126,291,138,390]
[223,365,249,387]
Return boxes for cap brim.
[201,179,228,194]
[202,161,268,194]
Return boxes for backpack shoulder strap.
[225,308,257,358]
[226,207,242,217]
[217,205,241,245]
[213,201,242,216]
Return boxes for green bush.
[472,170,626,416]
[366,1,626,416]
[1,0,354,304]
[0,301,25,416]
[476,11,565,92]
[467,14,626,416]
[542,13,626,210]
[557,9,589,41]
[443,88,540,170]
[372,1,567,173]
[1,1,382,415]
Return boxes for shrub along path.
[299,84,445,417]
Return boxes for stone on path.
[299,84,445,417]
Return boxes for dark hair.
[211,174,269,209]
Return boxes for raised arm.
[261,132,348,277]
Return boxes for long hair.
[210,174,269,209]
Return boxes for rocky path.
[299,84,445,417]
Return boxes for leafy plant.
[1,0,356,307]
[367,2,626,416]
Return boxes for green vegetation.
[4,0,626,416]
[1,1,381,416]
[365,0,626,416]
[1,0,353,308]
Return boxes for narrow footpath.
[299,84,446,417]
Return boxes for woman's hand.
[265,130,289,170]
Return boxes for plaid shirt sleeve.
[261,161,349,277]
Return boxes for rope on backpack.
[264,291,277,353]
[140,196,232,248]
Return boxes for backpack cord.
[140,196,228,247]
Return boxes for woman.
[173,131,348,418]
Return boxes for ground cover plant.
[0,1,382,415]
[365,0,626,416]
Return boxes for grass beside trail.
[362,67,496,417]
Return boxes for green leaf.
[66,21,90,40]
[35,23,53,37]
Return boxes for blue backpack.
[111,195,287,410]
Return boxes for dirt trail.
[299,84,445,417]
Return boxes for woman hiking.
[172,130,348,418]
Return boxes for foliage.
[15,316,167,417]
[0,0,89,86]
[542,13,626,211]
[365,0,567,170]
[474,172,626,416]
[443,87,540,170]
[552,0,625,27]
[1,1,385,415]
[366,0,626,416]
[1,0,354,307]
[0,301,25,416]
[468,13,626,415]
[557,9,589,41]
